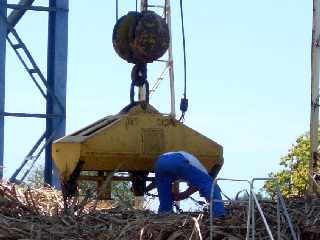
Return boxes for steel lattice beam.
[0,0,68,186]
[7,0,35,28]
[45,0,68,187]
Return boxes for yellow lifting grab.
[52,103,223,196]
[50,2,224,202]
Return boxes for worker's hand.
[172,192,189,201]
[172,186,198,201]
[172,193,180,201]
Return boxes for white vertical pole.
[133,0,148,210]
[140,0,147,11]
[0,0,6,179]
[168,0,178,191]
[166,0,176,117]
[138,0,147,102]
[168,1,177,195]
[309,0,320,196]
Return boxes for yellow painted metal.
[52,103,223,183]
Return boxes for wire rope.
[179,0,188,121]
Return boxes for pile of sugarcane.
[286,197,320,240]
[0,181,319,240]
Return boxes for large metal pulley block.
[112,11,170,64]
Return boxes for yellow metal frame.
[52,104,223,182]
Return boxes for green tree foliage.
[264,133,311,198]
[112,181,134,204]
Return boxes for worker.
[152,151,225,217]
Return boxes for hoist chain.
[130,63,149,104]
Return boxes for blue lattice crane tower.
[0,0,68,187]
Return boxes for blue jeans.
[155,153,225,217]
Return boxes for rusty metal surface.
[112,11,169,64]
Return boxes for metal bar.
[210,178,251,240]
[309,0,320,201]
[251,182,255,240]
[20,155,37,182]
[7,0,35,29]
[251,178,270,240]
[115,0,118,21]
[154,59,168,63]
[12,43,22,49]
[251,190,275,240]
[277,194,281,240]
[140,0,148,11]
[217,178,251,183]
[45,0,68,187]
[251,177,298,240]
[8,27,65,111]
[137,0,148,101]
[147,5,165,8]
[5,18,65,112]
[79,175,155,181]
[166,0,175,117]
[209,179,216,240]
[19,118,63,182]
[3,112,61,118]
[20,131,54,182]
[150,65,169,95]
[9,132,46,182]
[252,177,271,181]
[0,0,6,179]
[275,184,298,240]
[6,35,47,98]
[28,68,37,74]
[5,4,66,12]
[19,131,45,164]
[246,188,251,240]
[37,125,60,160]
[15,121,62,183]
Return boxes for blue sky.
[2,0,312,199]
